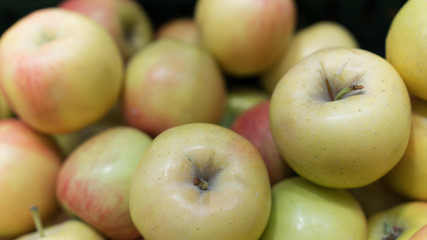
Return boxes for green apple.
[261,21,359,93]
[368,201,427,240]
[270,47,412,188]
[129,123,271,240]
[195,0,297,76]
[0,119,62,238]
[56,126,151,240]
[122,39,226,137]
[260,176,367,240]
[0,8,123,134]
[220,87,270,128]
[385,97,427,200]
[60,0,153,60]
[156,18,200,45]
[386,0,427,101]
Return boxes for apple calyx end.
[193,177,209,190]
[382,222,403,240]
[334,84,365,101]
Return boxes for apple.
[231,100,292,185]
[15,206,105,240]
[260,176,367,240]
[156,18,199,45]
[368,201,427,240]
[122,38,226,137]
[59,0,153,60]
[220,87,270,128]
[0,119,62,238]
[195,0,297,76]
[0,90,11,119]
[349,177,408,218]
[56,126,152,240]
[269,47,412,189]
[386,0,427,101]
[0,8,123,134]
[410,224,427,240]
[260,20,359,93]
[129,123,271,240]
[384,97,427,200]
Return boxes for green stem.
[334,85,364,101]
[30,205,45,238]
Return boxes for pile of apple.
[1,0,427,239]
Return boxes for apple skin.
[231,100,292,185]
[122,39,226,137]
[261,21,359,93]
[384,97,427,200]
[386,0,427,101]
[270,47,412,188]
[0,8,123,134]
[15,219,105,240]
[260,176,367,240]
[0,119,62,238]
[129,123,271,240]
[410,224,427,240]
[59,0,153,60]
[0,91,12,119]
[156,18,199,45]
[56,126,152,240]
[220,87,270,128]
[368,201,427,240]
[195,0,297,76]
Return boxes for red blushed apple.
[0,119,62,238]
[231,101,292,185]
[60,0,153,60]
[156,18,200,45]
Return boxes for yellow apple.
[386,0,427,101]
[0,90,11,119]
[261,21,359,93]
[368,201,427,240]
[0,8,123,134]
[410,224,427,240]
[129,123,271,240]
[270,48,412,188]
[385,97,427,200]
[195,0,297,76]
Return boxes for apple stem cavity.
[382,222,403,240]
[193,177,209,190]
[30,205,45,238]
[334,84,364,101]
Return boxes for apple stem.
[334,85,364,101]
[193,177,209,190]
[30,205,45,238]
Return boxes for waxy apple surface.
[56,126,152,240]
[0,119,62,238]
[385,97,427,200]
[368,201,427,240]
[386,0,427,101]
[0,8,123,134]
[195,0,297,76]
[261,176,367,240]
[129,123,271,240]
[60,0,153,60]
[122,39,226,137]
[270,48,411,188]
